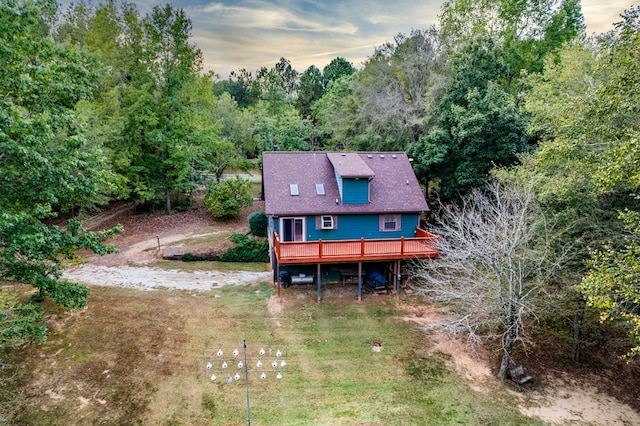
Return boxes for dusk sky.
[68,1,634,77]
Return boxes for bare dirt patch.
[401,301,640,425]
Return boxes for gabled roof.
[326,152,375,178]
[263,151,429,216]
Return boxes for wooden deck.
[273,227,438,265]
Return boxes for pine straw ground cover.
[9,282,539,426]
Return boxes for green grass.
[166,231,231,247]
[151,259,269,272]
[11,283,543,425]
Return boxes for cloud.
[58,0,633,78]
[581,0,630,35]
[187,0,442,76]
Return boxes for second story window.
[321,215,334,229]
[380,214,400,232]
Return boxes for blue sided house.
[262,151,438,300]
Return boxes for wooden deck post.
[395,260,401,299]
[276,260,281,298]
[317,263,322,303]
[357,262,362,301]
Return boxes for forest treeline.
[2,0,640,395]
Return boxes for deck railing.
[273,227,439,264]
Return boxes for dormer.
[326,152,375,204]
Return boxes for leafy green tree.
[440,0,585,79]
[0,0,120,309]
[312,74,358,150]
[272,57,299,99]
[296,65,324,119]
[204,177,253,220]
[515,7,640,360]
[574,6,640,358]
[211,92,258,158]
[249,101,312,152]
[322,57,356,89]
[248,211,268,237]
[214,68,262,108]
[410,38,528,199]
[581,212,640,358]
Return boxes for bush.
[220,233,269,262]
[181,253,206,262]
[204,177,253,220]
[248,211,268,237]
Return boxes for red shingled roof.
[262,151,429,216]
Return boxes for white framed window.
[281,217,305,241]
[380,214,401,232]
[321,215,334,229]
[316,215,337,230]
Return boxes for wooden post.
[395,261,401,298]
[357,262,362,301]
[318,239,323,259]
[276,261,281,298]
[317,263,322,302]
[360,237,365,256]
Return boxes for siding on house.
[342,178,369,204]
[273,213,421,241]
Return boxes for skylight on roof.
[315,183,325,195]
[289,183,299,196]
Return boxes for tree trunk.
[498,307,518,379]
[165,190,172,214]
[572,298,586,362]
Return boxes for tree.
[213,68,261,108]
[58,2,210,212]
[581,211,640,358]
[352,28,448,151]
[0,0,121,308]
[296,65,324,119]
[439,0,585,79]
[249,101,312,152]
[576,6,640,358]
[412,181,554,378]
[410,38,528,199]
[204,177,253,220]
[248,211,268,237]
[322,57,356,89]
[312,74,358,150]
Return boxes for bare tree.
[412,181,554,379]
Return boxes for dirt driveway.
[63,199,272,290]
[63,264,271,291]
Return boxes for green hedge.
[220,233,269,262]
[248,211,268,237]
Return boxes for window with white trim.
[380,214,401,232]
[321,215,334,229]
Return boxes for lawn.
[11,282,541,425]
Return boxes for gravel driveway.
[63,264,272,291]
